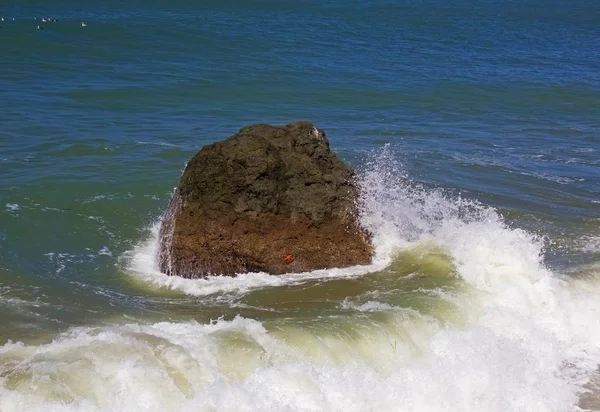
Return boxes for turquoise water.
[1,1,600,411]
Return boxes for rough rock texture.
[157,121,373,278]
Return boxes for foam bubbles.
[98,246,112,256]
[340,299,398,312]
[576,236,600,253]
[1,291,598,412]
[123,223,384,297]
[3,146,600,411]
[357,144,496,261]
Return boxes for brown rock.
[157,121,373,278]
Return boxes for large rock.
[157,121,372,277]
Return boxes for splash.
[4,146,600,411]
[125,222,383,297]
[155,188,182,276]
[357,144,499,260]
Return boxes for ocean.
[1,0,599,410]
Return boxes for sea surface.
[1,0,599,411]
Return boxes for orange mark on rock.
[284,254,294,264]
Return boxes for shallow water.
[1,0,599,410]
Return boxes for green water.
[1,0,600,410]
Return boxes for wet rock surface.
[157,121,373,277]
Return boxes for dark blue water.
[1,1,599,410]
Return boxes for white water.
[125,221,384,298]
[2,147,600,411]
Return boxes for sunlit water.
[1,1,599,410]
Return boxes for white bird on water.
[81,22,87,27]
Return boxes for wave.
[2,146,600,411]
[2,269,600,412]
[123,221,384,297]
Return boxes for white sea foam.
[5,203,19,211]
[78,194,133,205]
[80,195,112,204]
[2,270,600,412]
[3,146,600,411]
[340,299,398,312]
[44,252,106,274]
[575,235,600,253]
[117,146,599,411]
[98,246,112,256]
[135,141,180,147]
[123,222,384,297]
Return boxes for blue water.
[1,1,600,410]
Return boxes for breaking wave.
[2,146,600,411]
